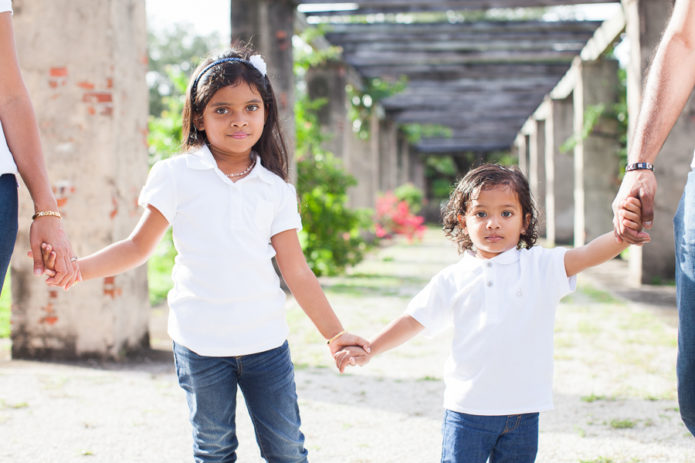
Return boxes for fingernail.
[34,268,42,275]
[644,221,652,228]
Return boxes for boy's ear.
[194,116,204,132]
[522,213,531,234]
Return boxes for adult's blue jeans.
[440,410,539,463]
[675,168,695,437]
[173,340,308,463]
[0,174,18,295]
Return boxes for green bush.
[297,152,372,276]
[394,183,424,214]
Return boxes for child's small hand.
[619,196,650,244]
[334,345,370,372]
[28,243,82,289]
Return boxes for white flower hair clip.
[248,55,267,77]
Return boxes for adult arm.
[0,12,78,286]
[271,229,370,357]
[612,0,695,243]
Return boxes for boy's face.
[458,184,528,259]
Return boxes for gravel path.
[1,229,694,462]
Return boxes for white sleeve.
[271,181,302,236]
[539,246,576,301]
[405,272,453,337]
[0,1,12,14]
[138,160,177,223]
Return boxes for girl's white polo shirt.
[138,146,302,357]
[0,1,18,177]
[406,246,576,416]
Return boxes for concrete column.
[529,120,547,237]
[513,133,528,176]
[573,59,621,246]
[378,118,399,192]
[545,97,575,245]
[306,61,348,161]
[623,0,691,284]
[10,0,149,359]
[410,151,426,193]
[231,0,296,178]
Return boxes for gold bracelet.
[32,210,62,220]
[326,330,346,345]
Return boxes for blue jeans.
[675,169,695,437]
[441,410,539,463]
[173,340,308,463]
[0,174,18,295]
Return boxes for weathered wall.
[10,0,149,359]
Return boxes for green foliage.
[295,88,372,276]
[147,24,221,116]
[394,183,424,214]
[426,156,458,200]
[347,76,408,140]
[148,69,188,164]
[0,273,10,339]
[297,152,372,276]
[560,103,607,153]
[148,229,176,306]
[400,123,453,145]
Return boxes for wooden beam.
[300,0,619,15]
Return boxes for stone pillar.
[230,0,296,178]
[545,97,575,245]
[378,118,399,192]
[513,133,528,176]
[623,0,691,284]
[10,0,149,359]
[572,59,621,246]
[306,61,348,161]
[529,120,547,237]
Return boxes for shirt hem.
[443,402,554,416]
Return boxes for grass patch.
[608,418,636,429]
[0,272,10,339]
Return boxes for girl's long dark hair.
[442,163,538,254]
[181,44,289,181]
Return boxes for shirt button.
[486,262,492,267]
[487,281,493,287]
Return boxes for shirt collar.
[463,246,521,266]
[185,145,274,184]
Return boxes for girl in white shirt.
[335,164,644,463]
[42,46,369,463]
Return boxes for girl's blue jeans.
[441,410,539,463]
[675,169,695,436]
[173,340,308,463]
[0,174,18,295]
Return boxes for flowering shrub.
[375,192,426,242]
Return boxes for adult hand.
[611,170,656,244]
[29,217,79,289]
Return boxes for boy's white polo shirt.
[0,0,11,12]
[138,146,302,356]
[407,246,576,416]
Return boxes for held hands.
[326,331,371,373]
[616,196,650,244]
[334,345,371,372]
[28,242,82,290]
[612,170,655,245]
[29,217,80,288]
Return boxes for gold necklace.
[226,155,256,178]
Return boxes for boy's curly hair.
[442,163,538,254]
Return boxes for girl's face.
[198,82,266,159]
[459,184,529,259]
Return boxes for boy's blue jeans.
[173,340,308,463]
[675,169,695,437]
[0,174,18,295]
[441,410,539,463]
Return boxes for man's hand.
[612,170,655,244]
